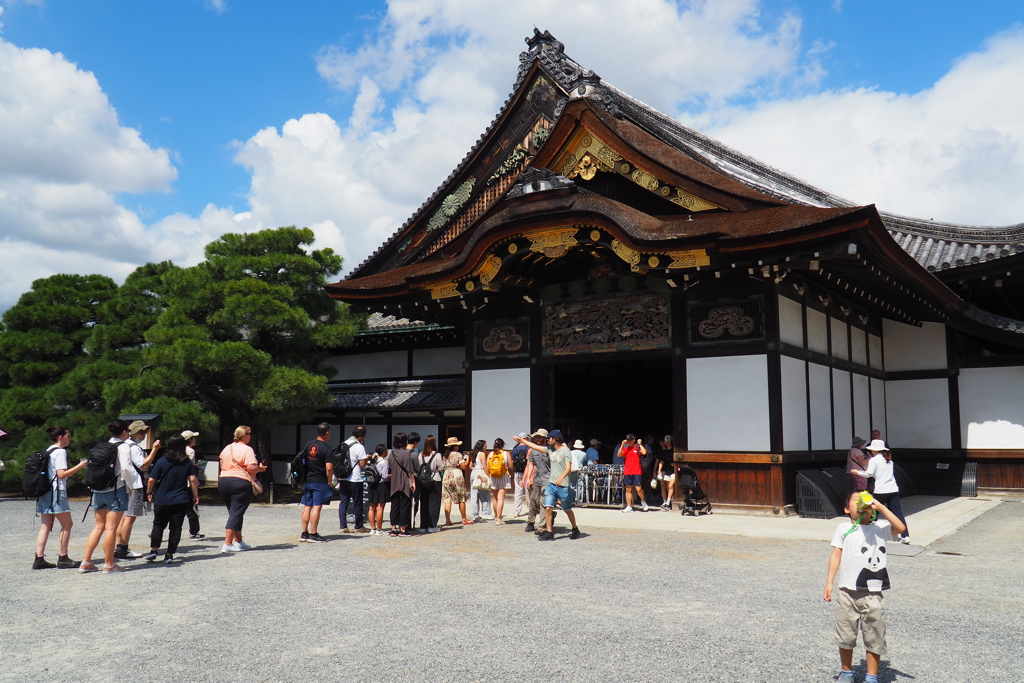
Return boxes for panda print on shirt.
[855,543,890,591]
[830,518,893,593]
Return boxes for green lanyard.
[842,509,877,539]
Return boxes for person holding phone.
[618,433,648,513]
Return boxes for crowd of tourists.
[26,418,908,572]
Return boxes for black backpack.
[289,450,306,486]
[23,448,55,499]
[416,453,437,487]
[332,441,353,480]
[85,441,120,491]
[511,445,529,473]
[363,460,382,486]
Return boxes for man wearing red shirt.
[618,433,649,513]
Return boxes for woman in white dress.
[468,439,494,521]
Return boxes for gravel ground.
[1,496,1021,683]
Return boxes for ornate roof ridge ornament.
[568,70,624,119]
[506,166,577,200]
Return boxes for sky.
[1,0,1023,312]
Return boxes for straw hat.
[444,436,463,447]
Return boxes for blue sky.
[1,0,1023,311]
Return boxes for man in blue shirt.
[585,439,600,465]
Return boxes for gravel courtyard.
[2,497,1021,683]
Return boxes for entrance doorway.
[551,358,673,462]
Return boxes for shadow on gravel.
[878,662,916,682]
[240,543,296,552]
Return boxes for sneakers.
[143,551,159,562]
[429,527,440,533]
[537,531,554,541]
[235,541,251,551]
[162,555,177,564]
[220,543,241,553]
[494,519,505,525]
[340,527,353,533]
[307,533,327,543]
[569,528,581,540]
[524,523,535,532]
[641,501,649,512]
[78,561,99,573]
[300,531,309,542]
[354,527,370,534]
[56,555,81,569]
[900,536,912,545]
[621,506,634,513]
[32,555,56,570]
[189,533,206,540]
[101,563,126,572]
[660,502,671,511]
[114,547,139,560]
[835,671,855,683]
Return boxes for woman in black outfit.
[144,435,200,564]
[387,432,416,537]
[417,436,443,532]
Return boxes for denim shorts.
[543,482,574,511]
[301,482,334,508]
[92,487,128,512]
[622,474,644,487]
[36,490,72,515]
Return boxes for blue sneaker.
[835,671,855,683]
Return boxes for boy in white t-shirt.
[824,491,907,683]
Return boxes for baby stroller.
[676,466,712,516]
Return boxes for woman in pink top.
[217,426,267,553]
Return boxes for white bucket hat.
[865,439,888,452]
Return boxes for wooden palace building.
[305,30,1024,512]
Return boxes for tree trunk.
[253,425,274,504]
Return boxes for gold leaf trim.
[555,129,622,178]
[476,255,503,285]
[528,228,578,254]
[664,250,711,269]
[669,189,721,212]
[610,239,641,269]
[429,282,460,299]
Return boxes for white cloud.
[4,1,1024,315]
[687,27,1024,226]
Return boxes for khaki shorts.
[125,488,148,518]
[834,588,887,654]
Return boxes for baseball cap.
[181,430,200,440]
[548,429,563,438]
[128,420,148,435]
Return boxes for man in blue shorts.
[515,430,581,541]
[299,423,335,543]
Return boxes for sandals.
[78,561,98,574]
[461,520,475,525]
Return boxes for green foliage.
[0,227,360,484]
[0,274,118,478]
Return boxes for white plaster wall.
[882,320,947,371]
[345,424,388,451]
[412,347,464,376]
[809,362,833,450]
[832,369,852,448]
[852,373,871,440]
[778,295,804,347]
[393,424,441,448]
[870,377,887,438]
[326,350,408,380]
[807,308,829,355]
[831,318,849,360]
[471,368,531,446]
[781,355,809,451]
[687,355,771,451]
[885,379,951,448]
[959,366,1024,449]
[851,327,867,366]
[869,334,883,370]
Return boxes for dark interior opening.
[550,357,673,462]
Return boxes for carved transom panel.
[474,318,530,359]
[688,297,765,345]
[697,307,754,339]
[543,293,671,356]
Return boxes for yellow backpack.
[487,450,507,477]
